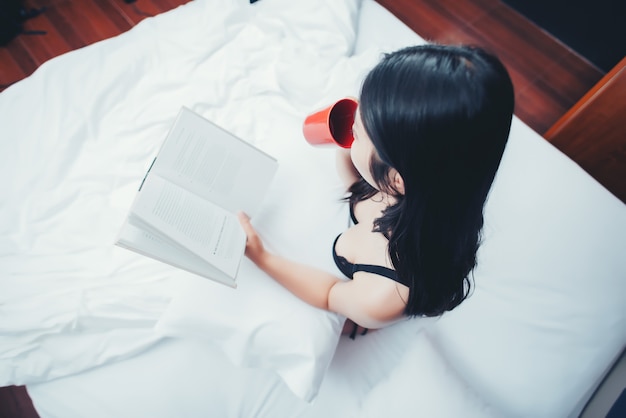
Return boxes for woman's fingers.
[237,211,258,242]
[237,211,264,261]
[237,211,252,233]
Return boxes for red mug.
[302,97,358,148]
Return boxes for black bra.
[333,235,407,284]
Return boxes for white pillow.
[427,119,626,417]
[360,331,502,418]
[155,262,344,402]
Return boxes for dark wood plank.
[545,57,626,203]
[76,0,126,40]
[152,0,181,11]
[1,40,39,79]
[515,76,571,134]
[0,48,28,89]
[41,3,89,50]
[434,0,501,25]
[377,0,468,43]
[55,0,107,45]
[122,0,165,24]
[19,13,74,65]
[543,50,607,105]
[93,0,134,32]
[98,0,135,27]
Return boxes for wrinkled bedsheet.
[0,0,380,387]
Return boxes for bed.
[1,0,625,417]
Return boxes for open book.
[116,107,278,288]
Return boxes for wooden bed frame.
[545,57,626,204]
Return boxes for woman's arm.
[238,212,341,309]
[237,213,406,328]
[335,148,360,189]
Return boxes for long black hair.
[353,44,514,317]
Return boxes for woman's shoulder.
[340,270,408,325]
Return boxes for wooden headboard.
[544,57,626,204]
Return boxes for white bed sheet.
[1,0,366,391]
[17,1,430,416]
[5,0,626,417]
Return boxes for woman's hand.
[237,212,267,266]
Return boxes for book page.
[150,107,278,217]
[131,174,245,278]
[116,220,236,287]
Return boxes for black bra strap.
[352,264,411,287]
[353,264,398,281]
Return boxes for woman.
[238,44,515,336]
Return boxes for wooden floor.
[0,0,192,89]
[0,0,607,416]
